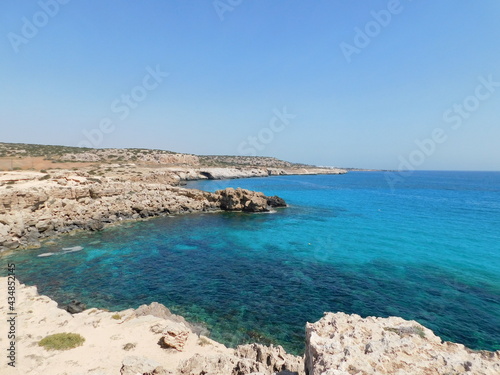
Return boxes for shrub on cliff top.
[38,332,85,350]
[384,325,426,338]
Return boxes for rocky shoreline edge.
[0,166,334,252]
[1,278,498,375]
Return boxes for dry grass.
[38,333,85,350]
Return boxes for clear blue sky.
[1,1,499,170]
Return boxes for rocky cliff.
[305,312,500,375]
[0,279,303,375]
[1,280,498,374]
[0,171,286,251]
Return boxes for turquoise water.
[1,171,499,354]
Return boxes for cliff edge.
[1,280,498,374]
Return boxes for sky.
[1,1,499,170]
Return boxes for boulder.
[161,321,191,351]
[266,196,287,208]
[216,188,277,213]
[87,219,104,231]
[63,300,87,314]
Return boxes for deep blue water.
[1,171,499,354]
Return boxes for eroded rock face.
[0,176,286,251]
[235,344,304,375]
[178,343,304,375]
[135,301,174,320]
[136,302,209,337]
[215,188,275,213]
[161,321,191,351]
[305,312,500,375]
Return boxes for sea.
[1,171,499,354]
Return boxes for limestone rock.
[161,321,191,351]
[120,356,170,375]
[178,353,263,375]
[0,168,291,250]
[137,302,208,336]
[216,188,271,212]
[305,312,500,375]
[235,344,304,375]
[136,301,173,320]
[177,343,304,375]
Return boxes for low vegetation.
[38,332,85,350]
[384,325,426,338]
[0,142,314,169]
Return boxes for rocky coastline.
[1,279,498,375]
[0,167,297,252]
[0,143,346,252]
[4,145,498,374]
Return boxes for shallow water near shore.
[2,171,500,354]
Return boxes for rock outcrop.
[216,188,274,212]
[0,172,286,251]
[305,312,500,375]
[178,343,304,375]
[161,321,191,351]
[62,300,87,314]
[266,196,287,208]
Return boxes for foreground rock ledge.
[305,312,500,375]
[1,279,499,375]
[0,278,303,375]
